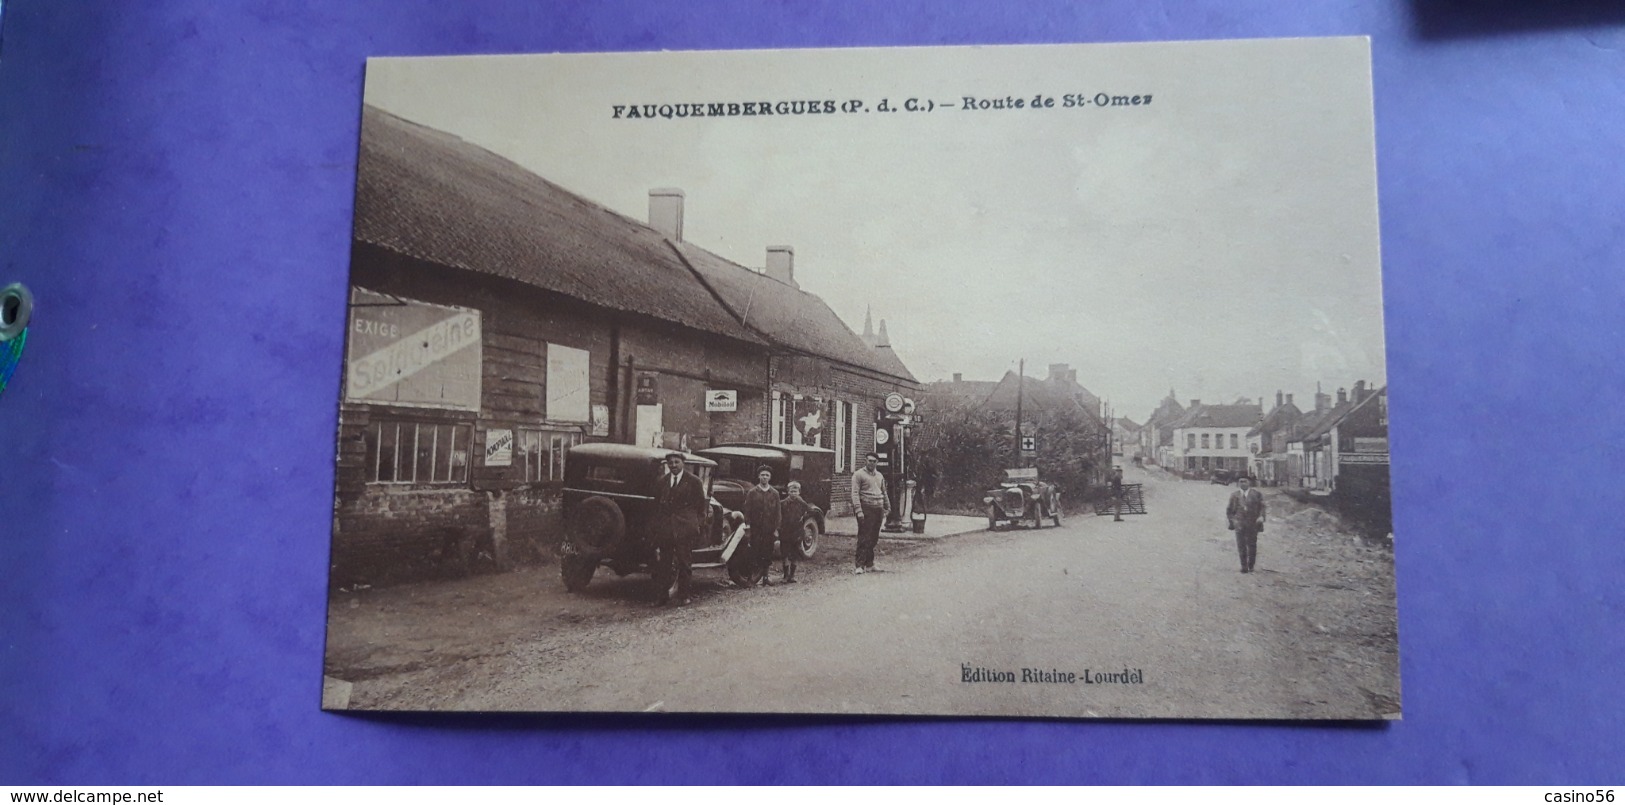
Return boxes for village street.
[326,466,1399,719]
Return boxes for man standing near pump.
[850,452,891,574]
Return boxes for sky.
[363,38,1387,418]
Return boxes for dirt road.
[327,466,1399,719]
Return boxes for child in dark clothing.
[777,481,812,583]
[743,466,781,586]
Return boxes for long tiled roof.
[676,243,917,383]
[353,105,765,346]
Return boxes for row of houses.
[1137,381,1390,522]
[333,105,920,585]
[1247,381,1389,495]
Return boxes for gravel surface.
[325,466,1399,719]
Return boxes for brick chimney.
[1353,379,1368,403]
[1285,393,1295,407]
[1190,399,1201,408]
[648,188,684,241]
[765,245,797,288]
[953,372,963,383]
[1336,387,1348,406]
[1276,390,1284,408]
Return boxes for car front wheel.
[651,542,682,604]
[561,553,596,592]
[795,515,819,560]
[726,548,763,587]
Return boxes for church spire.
[876,319,890,348]
[863,306,874,344]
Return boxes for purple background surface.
[2,0,1623,784]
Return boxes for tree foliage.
[911,400,1111,514]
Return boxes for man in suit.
[1226,475,1266,573]
[654,452,707,604]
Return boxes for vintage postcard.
[323,38,1398,719]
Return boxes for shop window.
[845,401,858,474]
[366,421,471,484]
[771,391,829,447]
[518,429,582,483]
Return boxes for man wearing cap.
[654,451,707,604]
[850,452,891,574]
[743,465,782,586]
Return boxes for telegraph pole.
[1013,358,1025,467]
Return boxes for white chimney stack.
[648,188,684,241]
[765,245,797,288]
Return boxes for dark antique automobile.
[696,443,832,564]
[983,467,1062,530]
[559,444,759,598]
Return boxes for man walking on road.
[1226,475,1266,573]
[851,452,890,574]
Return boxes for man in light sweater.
[850,452,891,574]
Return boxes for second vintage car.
[696,443,832,564]
[559,443,761,600]
[983,467,1063,530]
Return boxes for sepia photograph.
[322,38,1398,719]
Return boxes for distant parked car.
[983,467,1062,530]
[1210,469,1237,485]
[696,443,831,562]
[559,444,757,597]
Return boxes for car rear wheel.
[568,496,626,555]
[796,515,819,559]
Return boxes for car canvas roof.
[709,443,836,456]
[569,442,717,467]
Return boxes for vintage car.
[983,467,1062,530]
[696,443,832,563]
[559,443,760,599]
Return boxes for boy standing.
[778,481,811,583]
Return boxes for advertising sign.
[346,288,482,411]
[705,389,738,412]
[635,372,659,406]
[485,428,514,467]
